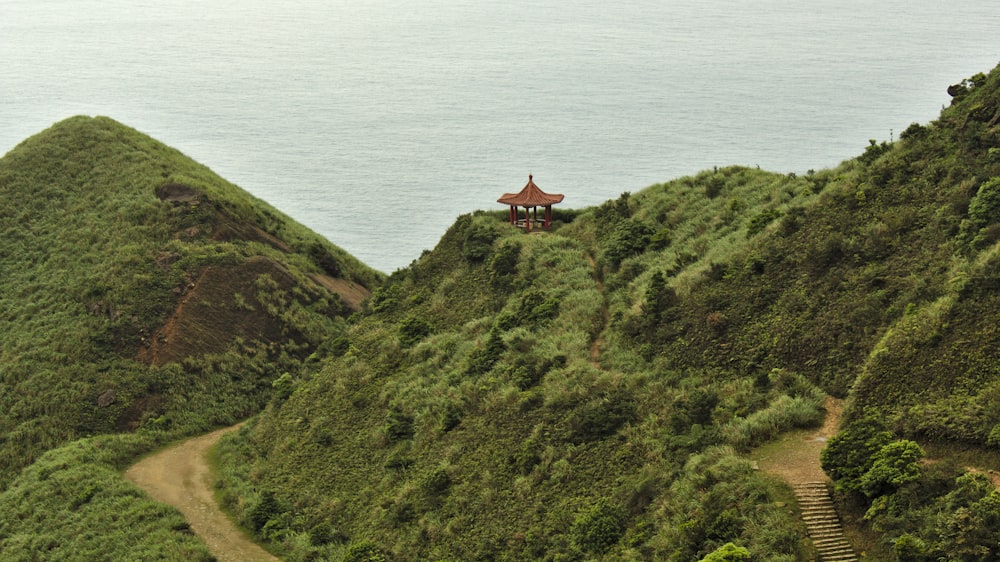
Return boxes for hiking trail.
[125,423,279,562]
[754,397,858,561]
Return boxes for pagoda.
[497,174,564,232]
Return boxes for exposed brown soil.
[310,273,369,312]
[125,424,279,562]
[754,396,843,485]
[137,257,295,365]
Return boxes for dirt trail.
[754,396,843,485]
[125,424,279,562]
[586,253,609,368]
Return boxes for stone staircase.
[793,482,858,561]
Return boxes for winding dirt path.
[124,424,279,562]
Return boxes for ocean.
[2,0,998,272]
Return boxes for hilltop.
[2,61,1000,561]
[0,116,381,559]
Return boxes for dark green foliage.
[570,498,626,555]
[821,416,894,494]
[507,353,566,390]
[859,440,924,498]
[438,400,463,432]
[465,326,506,375]
[306,240,342,277]
[512,289,561,327]
[960,176,1000,250]
[342,540,387,562]
[420,467,451,497]
[487,239,521,289]
[859,138,893,164]
[602,217,655,267]
[746,207,783,237]
[384,404,414,442]
[670,388,720,432]
[270,372,295,402]
[398,315,432,346]
[460,216,497,262]
[249,490,282,532]
[700,542,752,561]
[568,389,637,443]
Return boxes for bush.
[571,498,626,555]
[385,404,414,442]
[602,218,654,267]
[568,389,637,443]
[462,220,496,262]
[249,490,282,532]
[699,542,752,561]
[746,208,783,237]
[821,416,894,495]
[893,533,930,561]
[398,316,432,346]
[959,176,1000,250]
[342,540,387,562]
[860,440,924,498]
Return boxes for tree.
[821,416,893,494]
[860,440,924,498]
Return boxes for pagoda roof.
[497,175,565,207]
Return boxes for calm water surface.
[2,1,998,271]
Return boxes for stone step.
[792,482,858,562]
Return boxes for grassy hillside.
[216,64,1000,561]
[2,61,999,561]
[0,116,382,558]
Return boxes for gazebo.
[497,174,565,232]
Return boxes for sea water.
[2,0,998,272]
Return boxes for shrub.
[959,176,1000,249]
[271,373,294,403]
[893,533,930,561]
[699,542,752,561]
[571,498,626,555]
[821,416,894,495]
[398,316,432,346]
[462,221,496,262]
[602,218,654,267]
[860,440,924,498]
[249,490,282,532]
[568,389,637,443]
[746,208,783,237]
[342,540,387,562]
[466,326,506,375]
[488,240,521,287]
[384,404,414,442]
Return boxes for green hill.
[214,64,1000,561]
[0,116,381,558]
[2,62,1000,561]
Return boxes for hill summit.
[0,115,382,485]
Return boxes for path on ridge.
[586,253,609,368]
[125,423,279,562]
